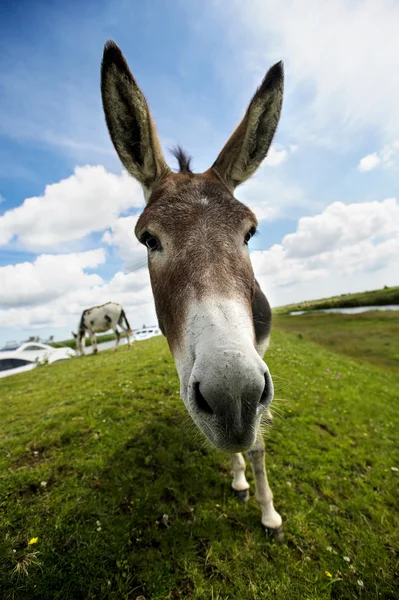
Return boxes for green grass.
[274,285,399,314]
[274,310,399,371]
[1,326,398,599]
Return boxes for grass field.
[1,315,398,599]
[274,285,399,314]
[274,311,399,371]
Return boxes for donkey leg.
[119,323,131,347]
[89,332,98,355]
[113,328,121,351]
[230,453,250,503]
[246,437,284,542]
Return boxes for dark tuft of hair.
[170,145,193,173]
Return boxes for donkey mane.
[170,145,193,174]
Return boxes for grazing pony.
[101,41,284,539]
[72,301,132,355]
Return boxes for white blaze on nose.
[191,298,255,356]
[173,298,267,402]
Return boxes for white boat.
[133,326,162,341]
[0,342,76,378]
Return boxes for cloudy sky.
[1,0,399,346]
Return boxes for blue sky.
[1,0,398,345]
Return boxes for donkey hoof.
[233,488,249,503]
[265,525,285,545]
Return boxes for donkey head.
[101,41,283,452]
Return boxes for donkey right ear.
[71,332,77,339]
[101,40,170,200]
[211,61,284,191]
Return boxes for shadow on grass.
[1,409,273,600]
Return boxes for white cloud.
[251,198,399,304]
[358,153,381,172]
[0,166,144,251]
[0,261,154,333]
[283,198,399,258]
[216,0,399,143]
[308,236,399,276]
[102,215,147,271]
[264,144,289,166]
[251,243,325,287]
[358,141,399,172]
[237,164,314,222]
[107,269,151,296]
[225,138,308,222]
[0,249,105,308]
[260,143,298,167]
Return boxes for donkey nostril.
[193,382,213,415]
[259,374,272,408]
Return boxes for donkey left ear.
[101,40,170,200]
[211,61,284,191]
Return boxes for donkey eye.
[244,227,257,245]
[140,232,161,251]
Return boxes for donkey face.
[101,41,284,452]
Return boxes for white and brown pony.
[101,41,284,540]
[72,301,132,355]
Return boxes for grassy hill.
[1,317,398,599]
[273,285,399,314]
[274,310,399,371]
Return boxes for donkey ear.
[211,62,284,191]
[71,332,77,339]
[101,40,170,200]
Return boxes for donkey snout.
[188,358,274,451]
[192,371,273,418]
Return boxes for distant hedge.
[51,331,128,350]
[274,286,399,315]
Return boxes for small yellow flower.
[28,537,38,545]
[325,571,332,578]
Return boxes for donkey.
[72,301,132,355]
[101,41,284,539]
